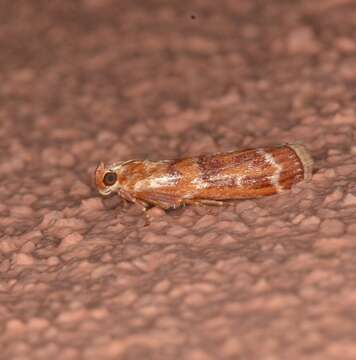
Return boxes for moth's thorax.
[119,160,173,190]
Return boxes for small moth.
[95,144,313,211]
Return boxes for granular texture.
[1,1,356,359]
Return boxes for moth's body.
[95,144,313,210]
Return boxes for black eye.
[103,172,117,186]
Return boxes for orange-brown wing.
[122,145,310,205]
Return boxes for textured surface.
[1,0,356,359]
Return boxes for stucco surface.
[1,1,356,359]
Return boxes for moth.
[95,144,313,211]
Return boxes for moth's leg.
[119,197,130,209]
[118,189,152,225]
[136,192,182,210]
[183,199,225,207]
[118,189,149,212]
[136,199,150,211]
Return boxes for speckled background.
[1,0,356,359]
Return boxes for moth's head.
[95,161,122,196]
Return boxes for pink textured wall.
[1,1,356,359]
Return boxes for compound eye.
[103,172,117,186]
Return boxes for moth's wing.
[135,191,183,210]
